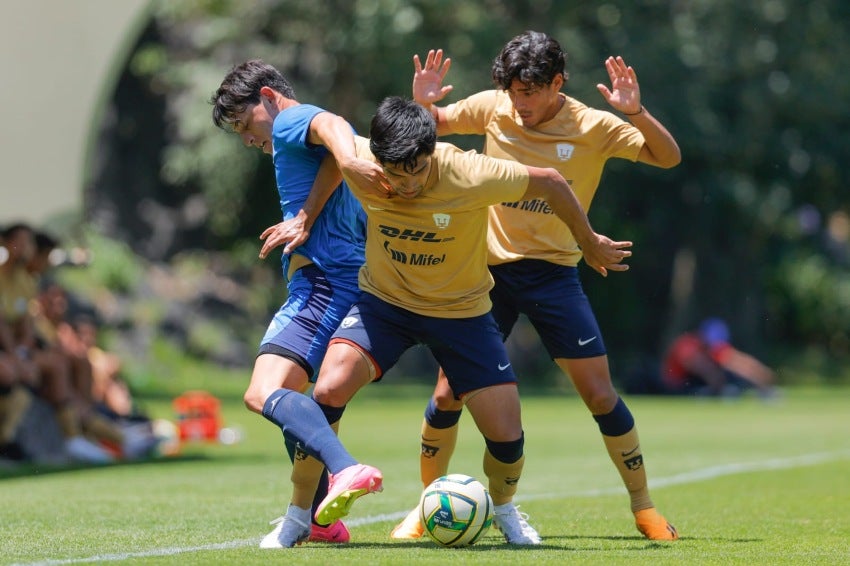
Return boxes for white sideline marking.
[14,449,850,565]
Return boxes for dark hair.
[210,59,295,129]
[1,222,34,241]
[34,231,58,252]
[368,97,437,172]
[491,30,568,90]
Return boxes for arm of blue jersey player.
[523,166,632,277]
[306,111,391,197]
[258,153,343,259]
[595,56,681,168]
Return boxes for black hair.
[368,97,437,172]
[210,59,295,129]
[491,30,568,90]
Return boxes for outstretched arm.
[258,153,342,259]
[522,166,632,277]
[596,56,681,169]
[307,112,391,196]
[412,49,456,136]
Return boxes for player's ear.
[551,74,564,91]
[259,85,276,101]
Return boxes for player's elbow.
[657,146,682,169]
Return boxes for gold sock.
[291,449,325,510]
[420,420,458,487]
[0,387,32,443]
[602,426,654,512]
[289,416,341,511]
[483,449,523,506]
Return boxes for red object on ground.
[173,390,222,442]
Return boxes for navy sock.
[262,389,357,473]
[592,397,635,437]
[484,433,525,464]
[423,397,463,429]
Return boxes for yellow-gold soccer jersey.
[444,90,645,266]
[345,138,529,318]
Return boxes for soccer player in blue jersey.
[210,60,384,548]
[390,32,682,541]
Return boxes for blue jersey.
[272,104,366,280]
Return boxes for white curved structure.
[0,0,150,226]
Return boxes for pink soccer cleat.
[315,464,383,526]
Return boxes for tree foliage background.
[84,0,850,382]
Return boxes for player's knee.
[424,397,463,428]
[242,387,266,414]
[584,388,619,415]
[432,391,462,411]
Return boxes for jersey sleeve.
[443,90,499,135]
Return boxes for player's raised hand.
[259,217,308,259]
[413,49,453,105]
[580,234,633,277]
[596,56,642,116]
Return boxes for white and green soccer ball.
[419,473,494,547]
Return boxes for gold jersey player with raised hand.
[308,96,631,545]
[391,31,682,541]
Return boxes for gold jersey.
[0,265,36,324]
[345,138,529,318]
[444,89,645,266]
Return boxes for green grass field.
[2,385,849,565]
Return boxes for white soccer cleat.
[493,503,542,545]
[259,505,311,548]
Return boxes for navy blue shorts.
[489,260,606,359]
[259,264,361,381]
[330,292,517,398]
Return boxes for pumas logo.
[556,143,575,161]
[421,443,439,458]
[624,454,644,471]
[340,316,359,329]
[432,213,451,229]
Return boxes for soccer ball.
[419,473,494,547]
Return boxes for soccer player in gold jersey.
[390,31,682,541]
[306,96,631,544]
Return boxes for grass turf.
[2,385,849,565]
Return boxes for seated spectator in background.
[72,313,147,423]
[33,280,157,461]
[662,318,777,397]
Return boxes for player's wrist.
[623,105,644,117]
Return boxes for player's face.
[382,155,432,199]
[505,76,564,128]
[232,102,275,154]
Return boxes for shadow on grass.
[0,452,211,481]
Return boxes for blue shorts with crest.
[259,264,360,381]
[330,292,517,398]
